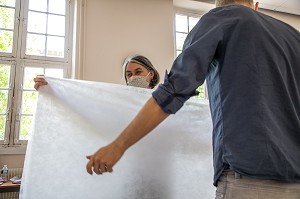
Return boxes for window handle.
[16,17,20,25]
[22,18,27,26]
[15,108,21,122]
[6,108,10,122]
[8,84,13,90]
[3,138,9,145]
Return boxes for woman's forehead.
[126,62,147,72]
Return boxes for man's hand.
[86,97,169,176]
[86,143,125,175]
[34,76,48,90]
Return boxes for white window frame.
[174,9,208,99]
[0,0,21,58]
[0,0,75,154]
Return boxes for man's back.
[204,5,300,185]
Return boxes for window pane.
[49,0,65,15]
[29,0,47,12]
[45,68,63,77]
[0,90,8,113]
[0,30,13,53]
[19,115,33,140]
[21,91,37,114]
[176,32,187,51]
[0,7,15,29]
[27,11,47,34]
[189,17,199,31]
[175,14,205,99]
[0,64,10,88]
[175,14,188,32]
[19,66,64,141]
[196,85,205,99]
[46,36,64,58]
[48,14,65,36]
[26,33,46,56]
[0,0,15,7]
[23,67,44,89]
[0,115,6,139]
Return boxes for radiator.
[0,168,23,199]
[7,168,23,180]
[0,192,19,199]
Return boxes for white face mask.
[127,73,150,88]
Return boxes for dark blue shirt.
[152,5,300,186]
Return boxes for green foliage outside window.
[0,65,10,140]
[0,65,9,88]
[1,0,67,142]
[0,116,5,139]
[196,85,205,99]
[0,0,14,140]
[0,0,14,53]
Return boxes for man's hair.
[216,0,253,7]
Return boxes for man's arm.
[86,96,169,175]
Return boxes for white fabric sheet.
[20,77,214,199]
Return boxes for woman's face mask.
[127,72,150,88]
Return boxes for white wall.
[260,9,300,31]
[81,0,175,85]
[79,0,299,84]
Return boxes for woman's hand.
[34,76,48,90]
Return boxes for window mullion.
[1,0,73,149]
[3,0,27,146]
[12,0,22,58]
[18,0,29,59]
[3,61,16,145]
[11,60,25,145]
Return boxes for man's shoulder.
[207,4,284,27]
[208,4,254,15]
[200,4,257,28]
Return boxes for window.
[174,13,207,99]
[175,14,200,56]
[0,0,73,150]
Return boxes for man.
[86,1,300,198]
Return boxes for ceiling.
[190,0,300,15]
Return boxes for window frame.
[12,61,69,146]
[20,0,72,62]
[0,0,74,154]
[0,0,21,58]
[0,59,16,145]
[174,9,204,55]
[174,9,208,99]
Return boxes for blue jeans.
[215,170,300,199]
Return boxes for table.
[0,181,20,193]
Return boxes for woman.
[34,54,160,90]
[122,54,160,89]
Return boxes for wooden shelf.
[0,181,21,193]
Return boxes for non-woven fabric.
[20,77,214,199]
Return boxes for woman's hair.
[122,54,160,89]
[216,0,253,7]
